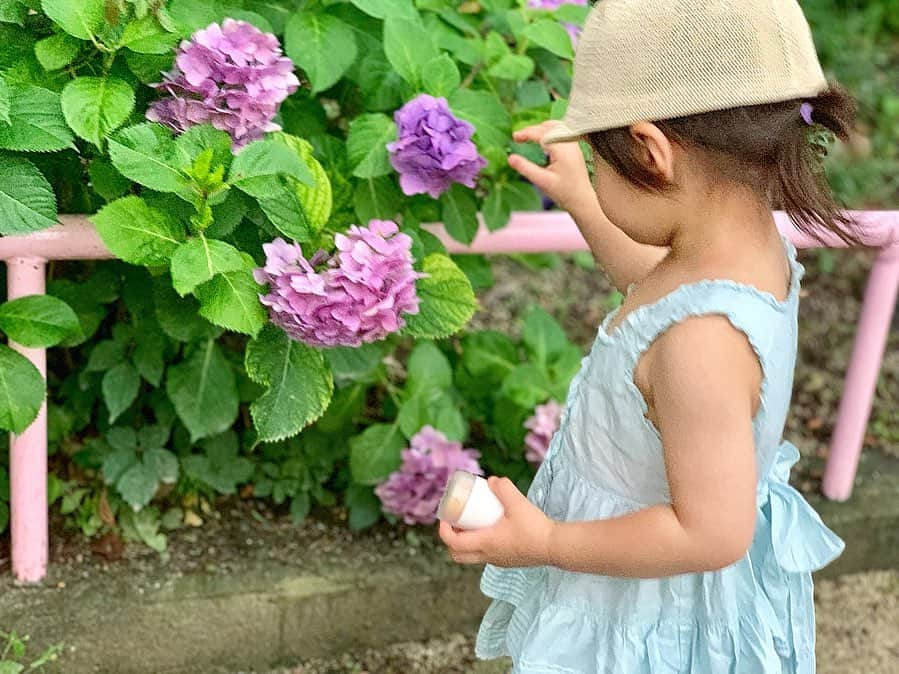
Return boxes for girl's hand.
[439,477,556,568]
[509,121,597,217]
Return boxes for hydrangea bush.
[0,0,589,543]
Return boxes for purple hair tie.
[800,102,815,126]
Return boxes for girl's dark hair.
[586,86,861,245]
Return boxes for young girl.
[439,1,855,672]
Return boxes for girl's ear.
[629,122,676,183]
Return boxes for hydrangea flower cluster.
[147,19,299,147]
[375,426,483,526]
[254,220,424,348]
[387,94,487,199]
[528,0,589,45]
[523,400,563,465]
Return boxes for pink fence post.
[822,245,899,501]
[6,256,49,584]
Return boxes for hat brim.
[543,121,584,145]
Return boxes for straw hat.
[545,0,828,144]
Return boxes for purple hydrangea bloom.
[254,220,425,348]
[387,94,487,199]
[523,400,563,465]
[147,19,299,147]
[375,426,483,526]
[528,0,588,46]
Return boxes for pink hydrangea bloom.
[524,400,563,465]
[147,19,299,147]
[254,221,425,348]
[375,426,483,526]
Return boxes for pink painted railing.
[2,211,897,583]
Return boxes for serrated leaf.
[132,327,165,386]
[0,295,79,347]
[285,12,357,94]
[125,51,174,84]
[87,339,125,372]
[34,32,82,70]
[193,267,266,337]
[349,0,416,19]
[245,324,334,442]
[349,423,404,485]
[229,139,313,186]
[325,342,387,386]
[182,430,253,494]
[61,77,135,147]
[170,237,246,296]
[272,132,331,232]
[404,254,476,339]
[0,77,9,125]
[0,84,74,152]
[0,344,44,434]
[462,330,517,379]
[501,363,552,408]
[440,184,480,245]
[243,176,314,241]
[0,0,25,25]
[91,196,184,265]
[448,89,510,151]
[144,447,178,484]
[422,53,461,98]
[354,175,401,224]
[108,123,188,195]
[523,19,574,59]
[406,341,453,395]
[173,124,233,171]
[153,278,223,342]
[41,0,104,40]
[120,14,179,54]
[116,459,158,510]
[102,447,138,485]
[383,15,438,87]
[398,388,466,441]
[347,113,396,179]
[88,158,132,202]
[488,54,535,81]
[522,305,568,367]
[0,155,57,235]
[166,340,238,441]
[102,362,140,423]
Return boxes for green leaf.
[153,279,223,342]
[488,54,535,81]
[132,325,165,386]
[0,295,79,347]
[174,124,233,172]
[108,426,138,452]
[144,447,178,484]
[354,176,402,224]
[383,15,438,87]
[501,363,552,408]
[272,132,332,232]
[228,10,273,34]
[285,12,357,94]
[0,155,57,235]
[325,343,387,386]
[349,423,405,485]
[167,0,230,33]
[34,32,81,70]
[170,237,246,297]
[0,77,9,125]
[422,53,461,98]
[117,460,159,510]
[229,139,314,187]
[120,507,167,551]
[183,430,253,494]
[108,123,188,195]
[245,324,334,442]
[346,483,382,530]
[453,254,494,290]
[483,180,541,231]
[124,51,173,84]
[347,113,396,179]
[88,158,131,202]
[61,77,135,147]
[404,254,476,339]
[86,339,125,372]
[102,362,140,423]
[440,184,480,245]
[406,341,453,395]
[0,84,74,152]
[0,344,44,434]
[522,305,568,367]
[523,19,574,59]
[194,266,266,337]
[349,0,416,19]
[398,388,466,441]
[448,89,511,150]
[166,340,238,441]
[0,0,25,25]
[91,196,184,266]
[555,4,590,24]
[238,175,313,242]
[103,446,137,485]
[41,0,104,40]
[120,14,179,54]
[462,330,517,379]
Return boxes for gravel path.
[246,571,899,674]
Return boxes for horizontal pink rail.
[2,211,897,583]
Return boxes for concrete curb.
[1,452,896,674]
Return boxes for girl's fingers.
[508,154,553,189]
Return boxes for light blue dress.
[476,239,844,674]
